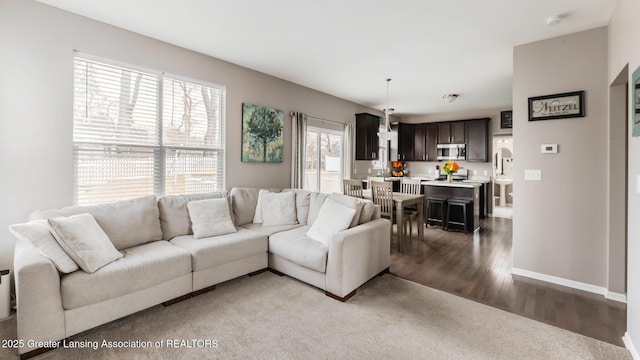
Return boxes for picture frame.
[632,66,640,137]
[242,103,284,162]
[528,91,585,121]
[500,110,513,129]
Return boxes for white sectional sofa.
[11,188,390,358]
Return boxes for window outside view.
[73,57,224,205]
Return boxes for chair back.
[343,179,364,198]
[400,178,422,195]
[371,181,394,219]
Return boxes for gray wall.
[0,0,378,271]
[608,0,640,349]
[512,28,610,287]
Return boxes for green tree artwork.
[242,103,284,162]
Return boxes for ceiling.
[39,0,617,116]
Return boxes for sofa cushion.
[187,198,237,239]
[170,229,268,271]
[230,188,281,226]
[269,226,328,273]
[359,201,376,224]
[48,213,123,273]
[30,196,162,250]
[60,241,191,310]
[307,192,330,225]
[261,192,298,226]
[306,198,356,246]
[158,192,228,240]
[240,223,302,237]
[9,219,79,273]
[283,189,311,225]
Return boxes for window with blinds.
[73,56,225,205]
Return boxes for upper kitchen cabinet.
[437,121,465,144]
[414,123,438,161]
[355,113,381,160]
[465,118,490,162]
[397,123,415,161]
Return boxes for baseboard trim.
[606,290,628,303]
[511,267,627,304]
[624,332,640,360]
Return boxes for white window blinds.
[73,56,225,205]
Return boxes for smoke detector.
[442,94,459,103]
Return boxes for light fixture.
[546,15,562,26]
[442,94,459,103]
[378,78,397,141]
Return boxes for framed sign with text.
[528,91,585,121]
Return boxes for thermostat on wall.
[541,144,558,154]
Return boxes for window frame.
[72,53,226,205]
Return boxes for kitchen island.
[422,181,481,232]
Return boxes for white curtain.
[343,122,353,180]
[291,112,307,188]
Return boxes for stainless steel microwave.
[436,143,466,160]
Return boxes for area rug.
[0,272,631,359]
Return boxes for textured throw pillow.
[261,192,298,226]
[252,189,271,224]
[306,198,356,246]
[187,198,237,239]
[48,213,122,274]
[9,220,79,273]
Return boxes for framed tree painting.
[242,103,284,162]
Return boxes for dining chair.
[399,178,421,242]
[371,180,411,250]
[343,179,364,198]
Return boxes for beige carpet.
[0,272,631,359]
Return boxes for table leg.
[396,200,404,253]
[417,198,424,242]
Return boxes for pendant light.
[377,78,397,141]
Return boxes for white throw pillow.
[187,198,237,239]
[252,189,271,224]
[306,198,356,246]
[9,220,79,273]
[328,193,365,228]
[261,192,298,226]
[48,213,123,274]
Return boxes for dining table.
[363,189,424,252]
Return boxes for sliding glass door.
[304,127,343,193]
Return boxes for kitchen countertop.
[422,181,482,188]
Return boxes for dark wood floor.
[390,216,627,347]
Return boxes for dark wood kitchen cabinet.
[437,121,465,144]
[397,123,415,161]
[413,123,438,161]
[355,113,381,160]
[465,118,489,162]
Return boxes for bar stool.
[445,199,471,234]
[426,197,447,230]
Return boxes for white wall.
[608,0,640,351]
[512,28,609,288]
[0,0,379,272]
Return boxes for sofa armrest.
[14,240,65,354]
[325,218,391,298]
